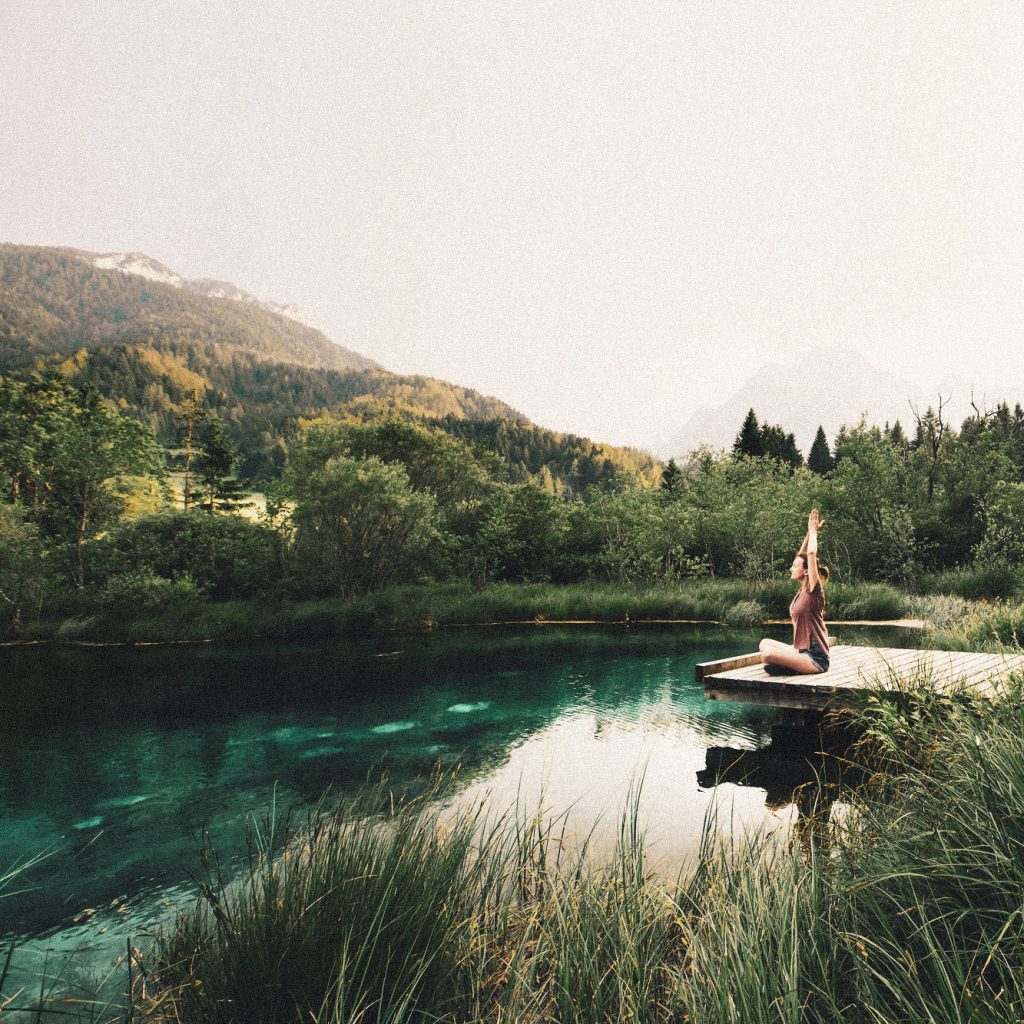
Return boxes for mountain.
[660,348,981,458]
[0,243,378,373]
[0,244,659,490]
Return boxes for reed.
[918,564,1024,601]
[41,579,913,644]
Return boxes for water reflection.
[0,625,916,1008]
[697,712,870,857]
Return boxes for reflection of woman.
[759,509,831,675]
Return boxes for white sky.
[3,1,1023,450]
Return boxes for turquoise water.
[0,625,914,1008]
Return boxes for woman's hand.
[808,509,825,533]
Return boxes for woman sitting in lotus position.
[759,509,830,675]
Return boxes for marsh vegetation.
[136,675,1024,1024]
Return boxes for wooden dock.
[698,645,1024,709]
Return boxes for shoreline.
[0,615,926,649]
[5,579,1005,649]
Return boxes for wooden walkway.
[698,645,1024,709]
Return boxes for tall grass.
[918,564,1024,601]
[923,600,1024,652]
[143,672,1024,1024]
[145,779,682,1024]
[41,579,912,644]
[835,680,1024,1022]
[1,849,133,1022]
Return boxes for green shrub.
[100,567,202,611]
[85,510,283,599]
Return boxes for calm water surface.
[0,625,916,1003]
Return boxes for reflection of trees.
[696,714,866,839]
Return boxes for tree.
[660,458,681,494]
[176,388,203,510]
[910,398,949,503]
[289,418,490,508]
[467,484,568,584]
[733,409,764,458]
[760,424,803,468]
[808,426,834,475]
[56,387,165,585]
[0,377,164,585]
[828,420,917,582]
[932,421,1015,565]
[975,482,1024,567]
[288,454,438,597]
[86,510,284,599]
[0,502,46,632]
[887,420,908,449]
[194,414,243,512]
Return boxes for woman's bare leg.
[758,638,823,674]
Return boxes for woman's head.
[790,554,829,587]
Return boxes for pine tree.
[177,389,203,510]
[760,424,803,468]
[733,409,764,457]
[660,458,681,493]
[195,414,242,512]
[779,431,803,468]
[888,420,908,448]
[808,426,834,475]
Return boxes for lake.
[0,624,915,1007]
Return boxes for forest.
[2,367,1024,638]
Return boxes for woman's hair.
[799,555,830,585]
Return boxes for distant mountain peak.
[72,249,321,331]
[659,349,981,459]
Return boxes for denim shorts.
[799,639,830,672]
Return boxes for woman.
[759,509,830,675]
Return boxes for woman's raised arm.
[806,508,823,590]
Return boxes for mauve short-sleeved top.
[790,582,829,652]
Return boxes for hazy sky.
[3,1,1023,449]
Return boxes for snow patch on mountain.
[89,252,184,287]
[76,251,321,331]
[188,278,321,329]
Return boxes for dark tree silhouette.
[733,409,764,457]
[808,426,834,475]
[660,458,681,493]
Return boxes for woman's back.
[790,582,828,653]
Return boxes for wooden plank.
[700,643,1024,709]
[857,650,937,686]
[704,685,855,711]
[945,659,1024,692]
[694,653,763,682]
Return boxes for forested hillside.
[0,244,659,490]
[0,244,377,371]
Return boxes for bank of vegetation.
[53,675,1005,1022]
[4,371,1024,645]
